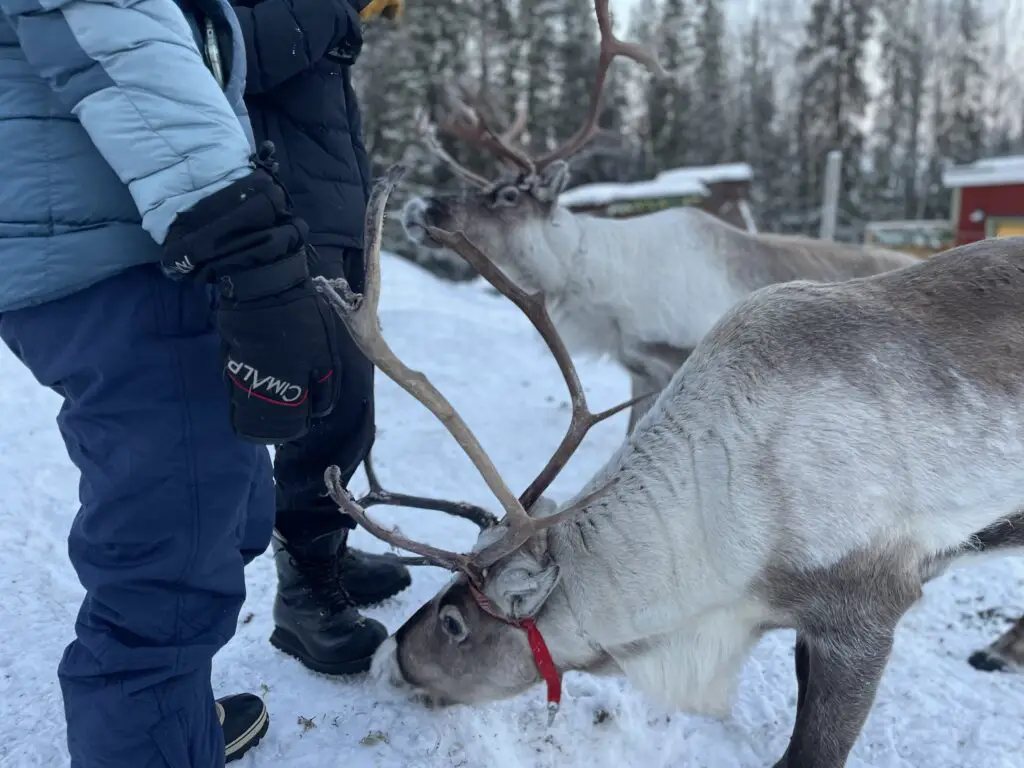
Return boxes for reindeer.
[315,153,1024,766]
[400,2,919,438]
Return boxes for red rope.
[469,584,563,720]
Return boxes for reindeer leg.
[762,553,922,768]
[627,371,657,434]
[770,636,810,768]
[968,614,1024,673]
[621,343,692,435]
[772,625,896,768]
[960,514,1024,673]
[793,634,811,713]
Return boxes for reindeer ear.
[491,554,561,619]
[528,495,559,519]
[532,160,571,205]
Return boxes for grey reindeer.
[314,156,1024,767]
[399,0,1023,680]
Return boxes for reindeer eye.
[439,605,468,641]
[494,186,519,206]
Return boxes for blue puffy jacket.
[0,0,257,313]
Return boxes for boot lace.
[295,555,357,616]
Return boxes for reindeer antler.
[530,0,666,169]
[315,164,644,577]
[414,85,533,188]
[421,227,644,514]
[418,0,666,182]
[415,108,490,188]
[438,84,536,175]
[357,447,498,531]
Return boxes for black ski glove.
[160,144,341,444]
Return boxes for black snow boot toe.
[269,529,389,676]
[217,692,269,763]
[339,545,412,608]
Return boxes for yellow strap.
[359,0,403,20]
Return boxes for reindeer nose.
[402,198,427,227]
[424,198,449,224]
[369,635,407,689]
[401,197,453,248]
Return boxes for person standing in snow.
[228,0,412,675]
[0,0,339,763]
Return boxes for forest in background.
[350,0,1024,271]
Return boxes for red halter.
[468,583,562,724]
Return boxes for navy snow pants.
[0,264,275,767]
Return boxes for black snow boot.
[217,692,269,763]
[269,529,389,675]
[337,528,412,608]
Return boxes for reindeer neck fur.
[528,391,781,720]
[534,206,744,363]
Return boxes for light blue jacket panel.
[0,0,256,312]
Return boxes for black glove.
[161,144,341,444]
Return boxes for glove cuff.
[218,251,311,303]
[161,144,310,283]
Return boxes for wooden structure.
[558,162,758,233]
[942,155,1024,246]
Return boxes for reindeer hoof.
[968,649,1008,672]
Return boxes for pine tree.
[734,14,794,232]
[792,0,875,238]
[870,0,932,220]
[352,17,437,259]
[692,0,730,164]
[644,0,698,173]
[943,0,986,164]
[550,0,638,185]
[920,0,986,220]
[519,0,563,156]
[552,0,599,177]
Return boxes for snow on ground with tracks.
[2,251,1022,767]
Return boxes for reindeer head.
[402,163,575,295]
[370,506,576,709]
[402,0,666,297]
[313,0,663,717]
[317,164,639,714]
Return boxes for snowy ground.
[2,251,1022,767]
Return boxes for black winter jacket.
[231,0,371,252]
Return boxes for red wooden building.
[942,155,1024,246]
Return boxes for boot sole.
[225,704,269,763]
[269,627,378,676]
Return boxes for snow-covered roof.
[558,176,709,208]
[655,162,755,186]
[864,219,951,231]
[942,155,1024,188]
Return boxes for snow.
[655,162,755,186]
[3,251,1024,767]
[942,154,1024,188]
[558,162,755,209]
[558,177,710,208]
